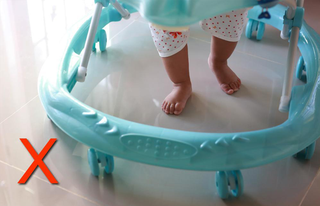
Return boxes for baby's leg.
[162,46,192,115]
[149,25,191,115]
[201,9,248,94]
[209,37,240,95]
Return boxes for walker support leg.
[110,0,130,19]
[279,0,305,112]
[76,2,103,82]
[279,27,300,112]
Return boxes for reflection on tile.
[0,0,138,123]
[0,0,42,123]
[0,0,95,123]
[0,162,99,206]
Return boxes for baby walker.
[38,0,320,199]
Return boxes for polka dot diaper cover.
[150,9,248,57]
[201,9,248,42]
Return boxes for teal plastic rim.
[38,3,320,171]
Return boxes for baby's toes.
[235,80,241,88]
[164,103,171,114]
[162,101,168,111]
[163,102,170,114]
[174,103,184,115]
[230,82,238,91]
[169,103,175,114]
[237,78,242,87]
[220,84,234,95]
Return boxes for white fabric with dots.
[201,9,248,42]
[150,9,248,57]
[149,25,190,58]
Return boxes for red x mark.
[18,138,58,184]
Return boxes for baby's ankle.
[173,81,192,88]
[208,54,228,70]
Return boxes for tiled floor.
[1,0,320,206]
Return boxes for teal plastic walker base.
[39,1,320,199]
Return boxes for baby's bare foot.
[208,55,241,95]
[162,82,192,115]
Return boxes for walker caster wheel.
[87,148,100,176]
[246,19,254,39]
[228,170,244,197]
[104,154,114,174]
[296,56,306,80]
[216,171,229,199]
[98,29,107,52]
[294,142,316,160]
[246,19,264,41]
[215,170,244,199]
[76,66,87,82]
[305,142,316,159]
[256,22,265,41]
[246,19,258,39]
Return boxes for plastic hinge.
[283,7,305,30]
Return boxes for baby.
[150,9,248,115]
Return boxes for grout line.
[298,167,320,206]
[135,18,149,24]
[108,19,138,42]
[0,159,27,173]
[189,36,211,44]
[189,36,286,66]
[0,160,102,206]
[0,95,39,125]
[235,49,286,66]
[56,185,102,206]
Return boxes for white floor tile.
[0,162,100,206]
[300,168,320,206]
